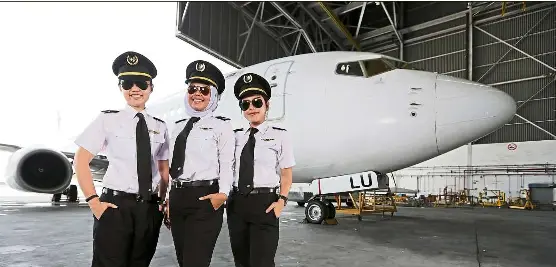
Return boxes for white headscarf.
[184,85,220,118]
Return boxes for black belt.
[233,186,279,195]
[172,179,218,189]
[102,188,160,203]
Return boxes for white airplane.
[0,51,516,217]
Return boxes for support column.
[466,2,474,193]
[399,2,405,60]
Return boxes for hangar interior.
[176,2,556,205]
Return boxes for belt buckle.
[136,194,144,203]
[173,180,183,189]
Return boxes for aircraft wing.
[0,143,21,153]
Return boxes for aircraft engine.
[4,146,73,194]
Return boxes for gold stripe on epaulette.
[118,72,152,79]
[239,87,267,97]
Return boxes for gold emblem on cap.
[196,62,205,72]
[243,74,252,83]
[126,55,139,66]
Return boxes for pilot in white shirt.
[73,51,170,267]
[227,73,295,267]
[166,60,234,267]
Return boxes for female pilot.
[166,60,235,267]
[227,73,295,267]
[74,51,169,267]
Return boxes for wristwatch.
[278,195,288,206]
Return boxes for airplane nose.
[435,75,516,154]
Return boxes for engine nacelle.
[5,145,73,194]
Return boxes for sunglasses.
[240,98,264,111]
[119,80,151,90]
[187,85,211,96]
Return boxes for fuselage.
[148,51,517,184]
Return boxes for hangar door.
[263,61,293,121]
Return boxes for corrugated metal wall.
[473,7,556,143]
[380,3,556,144]
[177,2,288,68]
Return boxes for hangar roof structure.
[175,1,556,145]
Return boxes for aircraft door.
[263,61,294,121]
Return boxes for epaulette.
[272,126,287,131]
[233,128,244,132]
[101,110,119,114]
[153,117,165,123]
[175,118,187,124]
[215,116,230,121]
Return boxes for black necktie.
[239,128,258,194]
[170,117,200,178]
[135,113,152,201]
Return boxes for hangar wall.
[378,2,556,144]
[377,2,556,196]
[393,140,556,197]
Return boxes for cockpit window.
[335,58,414,77]
[335,61,364,77]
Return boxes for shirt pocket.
[150,132,165,155]
[190,129,217,150]
[255,140,279,166]
[110,132,137,159]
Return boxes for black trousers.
[227,191,279,267]
[91,192,164,267]
[169,183,224,267]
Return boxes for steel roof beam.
[228,2,290,55]
[298,2,345,49]
[271,2,318,53]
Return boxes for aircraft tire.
[67,185,78,202]
[325,201,336,219]
[305,200,328,224]
[52,193,61,202]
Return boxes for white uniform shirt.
[169,115,235,195]
[74,105,170,194]
[233,122,296,188]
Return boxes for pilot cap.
[234,73,271,100]
[112,51,157,81]
[186,60,226,95]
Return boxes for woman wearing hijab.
[165,60,234,267]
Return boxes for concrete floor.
[1,196,555,267]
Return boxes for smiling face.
[240,94,269,127]
[120,79,152,110]
[187,82,212,111]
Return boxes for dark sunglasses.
[119,80,151,90]
[240,98,264,111]
[187,85,211,96]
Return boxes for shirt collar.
[246,121,270,135]
[123,105,148,120]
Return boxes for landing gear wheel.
[305,200,328,224]
[52,193,61,202]
[297,202,305,207]
[325,201,336,219]
[67,185,78,202]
